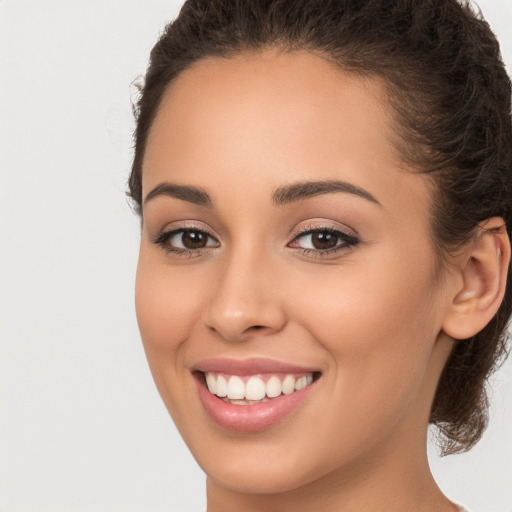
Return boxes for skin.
[135,49,507,511]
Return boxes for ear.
[442,217,511,340]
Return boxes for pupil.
[182,231,207,249]
[312,231,338,250]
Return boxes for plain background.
[1,1,511,511]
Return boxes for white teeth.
[206,373,217,394]
[205,372,316,402]
[266,375,282,398]
[216,375,228,397]
[227,398,269,405]
[294,376,307,391]
[227,376,245,399]
[282,375,295,395]
[246,376,267,401]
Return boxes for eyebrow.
[272,180,382,206]
[144,182,213,207]
[143,178,381,209]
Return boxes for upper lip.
[192,357,320,376]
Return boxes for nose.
[203,249,287,342]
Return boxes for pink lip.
[192,358,320,432]
[193,357,318,375]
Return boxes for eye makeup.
[287,225,360,258]
[151,220,360,260]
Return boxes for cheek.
[134,252,212,428]
[135,253,205,363]
[290,249,441,412]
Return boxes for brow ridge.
[272,179,381,206]
[144,182,213,207]
[144,179,380,209]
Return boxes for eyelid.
[287,222,360,256]
[150,220,359,258]
[289,221,358,240]
[152,220,218,241]
[151,221,220,256]
[156,228,219,245]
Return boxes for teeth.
[216,375,228,397]
[246,376,267,401]
[282,375,295,395]
[227,376,245,399]
[205,372,316,402]
[266,375,282,398]
[206,373,217,394]
[226,398,269,405]
[294,376,307,391]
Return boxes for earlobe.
[442,217,511,340]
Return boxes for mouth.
[192,359,322,432]
[201,371,317,405]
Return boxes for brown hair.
[128,0,512,455]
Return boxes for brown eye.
[310,231,339,250]
[181,230,209,249]
[288,227,359,255]
[154,228,220,253]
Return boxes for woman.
[129,1,512,510]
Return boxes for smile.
[193,359,321,432]
[204,372,314,404]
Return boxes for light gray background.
[1,1,511,511]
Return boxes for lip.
[193,357,319,375]
[192,358,320,432]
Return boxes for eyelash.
[152,227,219,257]
[152,225,360,258]
[288,225,360,257]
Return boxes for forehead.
[143,49,429,215]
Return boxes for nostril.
[238,324,267,337]
[244,325,267,334]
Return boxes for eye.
[153,228,220,254]
[169,229,217,250]
[288,227,359,255]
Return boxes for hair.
[128,0,512,455]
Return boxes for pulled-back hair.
[129,0,512,455]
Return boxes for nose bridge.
[204,240,285,341]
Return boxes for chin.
[201,455,318,495]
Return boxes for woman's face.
[136,50,455,494]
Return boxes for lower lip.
[195,376,315,432]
